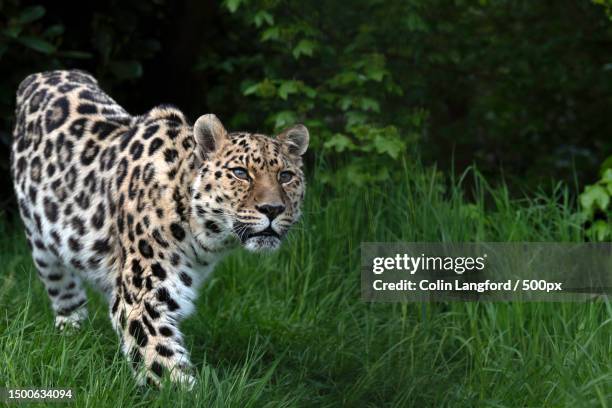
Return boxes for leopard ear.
[194,114,228,155]
[277,124,309,156]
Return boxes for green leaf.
[339,97,353,111]
[580,185,610,212]
[373,134,405,159]
[600,155,612,175]
[587,220,611,242]
[301,85,317,98]
[225,0,243,13]
[261,27,280,42]
[323,134,356,152]
[292,39,316,59]
[404,13,428,32]
[329,71,360,86]
[278,81,299,100]
[273,111,297,129]
[243,83,260,96]
[17,36,56,54]
[253,10,274,27]
[360,97,380,112]
[364,65,386,82]
[43,24,64,38]
[109,60,143,79]
[345,111,367,127]
[18,6,46,24]
[601,168,612,183]
[58,50,93,59]
[460,204,483,221]
[243,79,276,98]
[2,26,22,39]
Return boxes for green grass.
[1,161,610,407]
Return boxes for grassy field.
[0,161,610,407]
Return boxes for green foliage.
[593,0,612,15]
[0,1,169,206]
[201,0,431,185]
[2,6,57,54]
[0,2,63,181]
[578,159,612,241]
[579,0,612,239]
[0,1,168,133]
[2,1,612,192]
[196,0,612,188]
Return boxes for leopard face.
[189,115,308,251]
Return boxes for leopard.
[11,69,308,387]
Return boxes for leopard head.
[190,114,308,251]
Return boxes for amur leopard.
[11,69,308,387]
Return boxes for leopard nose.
[256,204,286,220]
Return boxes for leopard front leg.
[110,257,196,388]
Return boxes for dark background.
[2,0,612,211]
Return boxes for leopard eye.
[279,170,294,183]
[231,167,250,181]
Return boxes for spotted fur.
[11,70,309,387]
